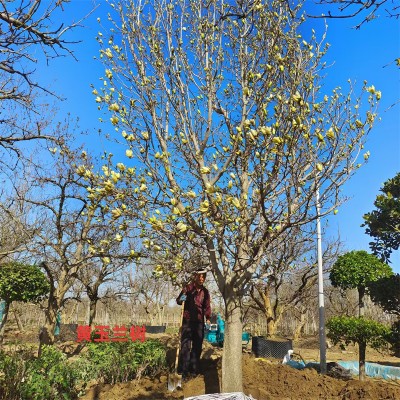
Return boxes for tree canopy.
[330,250,393,291]
[368,273,400,317]
[363,172,400,263]
[0,261,49,304]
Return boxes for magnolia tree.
[93,0,380,391]
[16,145,139,352]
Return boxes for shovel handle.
[174,300,185,371]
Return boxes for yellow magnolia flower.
[116,163,125,171]
[200,166,211,174]
[141,131,150,140]
[272,137,283,145]
[109,103,120,112]
[177,222,188,233]
[232,197,241,208]
[326,128,335,140]
[126,149,133,158]
[199,201,209,213]
[186,190,196,199]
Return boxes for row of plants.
[0,339,166,400]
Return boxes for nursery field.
[80,333,400,400]
[2,326,400,400]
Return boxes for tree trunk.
[38,293,60,356]
[13,309,24,331]
[358,286,365,318]
[263,294,277,337]
[0,301,10,344]
[293,311,307,341]
[88,297,98,329]
[221,289,243,393]
[358,341,366,381]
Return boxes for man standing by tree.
[176,269,211,378]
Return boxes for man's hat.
[195,268,208,274]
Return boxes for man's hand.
[206,319,210,325]
[179,294,187,302]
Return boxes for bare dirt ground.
[80,334,400,400]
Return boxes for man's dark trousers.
[179,320,204,376]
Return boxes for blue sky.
[38,0,400,272]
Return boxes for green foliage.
[21,345,80,400]
[327,316,390,350]
[0,340,167,399]
[0,347,31,400]
[0,262,49,303]
[0,345,79,400]
[387,320,400,357]
[368,273,400,316]
[82,339,166,384]
[329,250,393,290]
[363,172,400,262]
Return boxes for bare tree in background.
[247,227,342,338]
[0,0,90,160]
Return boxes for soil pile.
[81,336,400,400]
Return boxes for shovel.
[168,300,185,391]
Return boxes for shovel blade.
[167,372,182,392]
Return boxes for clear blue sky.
[38,0,400,272]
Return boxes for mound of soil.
[81,335,400,400]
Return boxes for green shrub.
[0,340,167,398]
[21,345,80,400]
[327,316,390,349]
[83,339,166,384]
[0,347,30,400]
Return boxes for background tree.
[368,273,400,317]
[0,0,89,159]
[247,227,341,338]
[14,145,139,353]
[0,261,49,344]
[0,185,38,263]
[77,255,130,329]
[368,273,400,356]
[363,172,400,263]
[330,250,393,317]
[327,316,390,380]
[93,0,381,391]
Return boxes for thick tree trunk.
[263,293,278,337]
[88,297,98,329]
[38,288,63,357]
[293,311,307,341]
[358,342,366,381]
[221,290,243,393]
[0,301,10,344]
